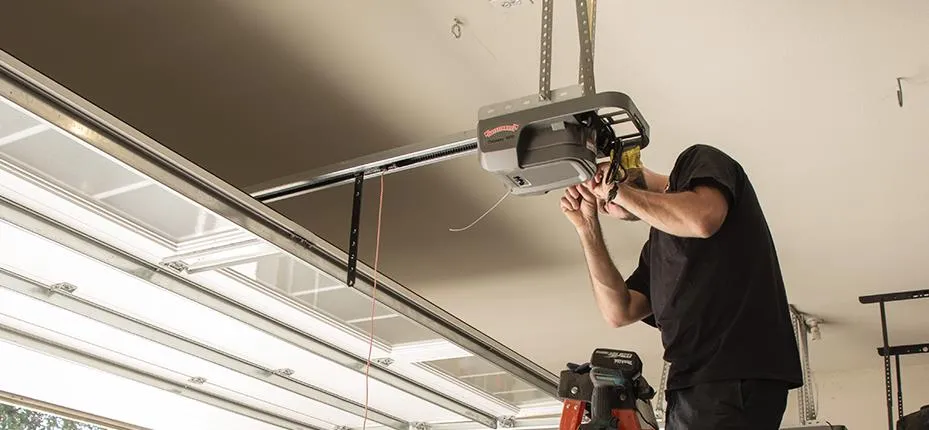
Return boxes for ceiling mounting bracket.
[346,172,364,288]
[538,0,598,101]
[538,0,554,101]
[575,0,597,96]
[476,0,654,197]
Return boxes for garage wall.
[781,362,929,429]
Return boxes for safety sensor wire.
[363,173,385,430]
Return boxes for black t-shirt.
[626,144,803,391]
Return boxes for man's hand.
[582,163,613,201]
[560,183,599,230]
[582,164,641,221]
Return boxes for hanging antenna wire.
[449,190,511,232]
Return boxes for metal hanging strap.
[538,0,598,101]
[538,0,554,101]
[577,0,597,96]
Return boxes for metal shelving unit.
[859,288,929,430]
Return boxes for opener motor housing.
[477,88,650,196]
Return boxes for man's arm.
[575,222,652,328]
[614,183,729,239]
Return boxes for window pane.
[101,183,231,242]
[1,129,145,197]
[350,315,445,345]
[0,126,238,244]
[229,254,443,346]
[0,100,42,136]
[426,356,553,406]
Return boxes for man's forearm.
[614,184,727,238]
[575,223,638,328]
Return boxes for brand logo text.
[483,123,520,138]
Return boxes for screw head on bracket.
[188,376,207,385]
[374,357,395,367]
[164,261,190,273]
[273,368,295,377]
[499,416,517,428]
[49,282,78,294]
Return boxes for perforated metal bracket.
[538,0,554,101]
[480,85,585,121]
[346,172,364,287]
[575,0,596,96]
[410,422,430,430]
[49,282,77,294]
[539,0,597,99]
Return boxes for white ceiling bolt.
[805,317,823,341]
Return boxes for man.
[560,144,803,429]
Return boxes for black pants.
[665,379,789,430]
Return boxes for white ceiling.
[1,0,928,389]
